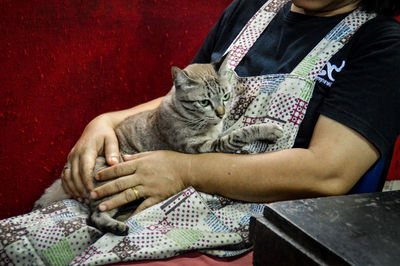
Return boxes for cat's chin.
[209,120,223,131]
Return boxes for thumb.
[104,134,120,166]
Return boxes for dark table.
[250,191,400,265]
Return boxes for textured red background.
[0,1,399,219]
[0,0,232,218]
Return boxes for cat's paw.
[108,223,129,236]
[262,124,283,143]
[90,211,130,236]
[33,202,43,211]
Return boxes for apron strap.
[224,0,290,70]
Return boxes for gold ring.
[131,187,140,200]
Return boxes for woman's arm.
[62,96,165,200]
[91,114,379,213]
[187,115,379,202]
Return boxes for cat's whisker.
[183,117,205,129]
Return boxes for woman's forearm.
[184,149,328,203]
[102,96,165,128]
[184,116,379,203]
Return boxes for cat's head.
[171,55,235,129]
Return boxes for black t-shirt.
[193,0,400,158]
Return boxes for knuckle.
[67,150,76,161]
[112,167,121,176]
[123,189,136,202]
[63,173,71,182]
[114,180,125,192]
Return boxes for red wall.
[0,3,399,219]
[0,0,232,219]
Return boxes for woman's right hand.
[61,114,120,201]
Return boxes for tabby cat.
[34,56,283,235]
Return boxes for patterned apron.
[222,0,376,153]
[0,1,377,265]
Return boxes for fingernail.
[110,156,119,164]
[90,191,98,199]
[99,204,106,211]
[78,197,83,203]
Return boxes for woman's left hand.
[90,150,191,215]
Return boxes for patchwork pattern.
[70,246,102,265]
[40,201,67,214]
[0,1,377,265]
[57,217,86,237]
[0,222,27,246]
[42,239,75,265]
[227,96,255,122]
[147,218,174,235]
[166,229,203,249]
[31,223,64,250]
[223,3,376,152]
[0,248,14,266]
[112,237,140,260]
[288,98,308,126]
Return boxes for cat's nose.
[215,106,225,118]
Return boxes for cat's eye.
[199,100,210,107]
[222,93,230,101]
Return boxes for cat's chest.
[190,122,222,144]
[206,122,223,139]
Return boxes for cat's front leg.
[247,123,283,143]
[207,123,283,153]
[89,208,129,236]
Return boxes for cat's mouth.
[207,117,223,126]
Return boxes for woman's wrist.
[180,153,196,189]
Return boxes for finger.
[91,174,140,199]
[133,197,160,215]
[60,179,72,198]
[79,152,96,192]
[62,167,79,199]
[71,157,86,200]
[96,160,136,181]
[123,151,153,161]
[98,186,142,211]
[104,135,120,166]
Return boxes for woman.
[63,0,400,215]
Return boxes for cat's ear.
[171,66,196,89]
[213,52,236,85]
[171,66,183,81]
[211,53,230,74]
